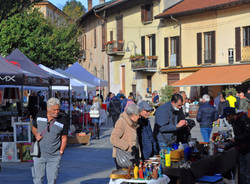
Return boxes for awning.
[171,64,250,87]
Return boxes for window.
[243,26,250,46]
[170,37,179,66]
[204,32,212,62]
[141,4,153,23]
[204,31,215,63]
[94,29,97,48]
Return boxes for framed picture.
[2,142,18,162]
[14,122,31,143]
[21,143,33,162]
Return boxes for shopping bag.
[89,109,100,118]
[116,147,134,168]
[30,141,40,157]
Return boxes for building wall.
[33,3,67,25]
[80,16,109,96]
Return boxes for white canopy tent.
[39,64,96,99]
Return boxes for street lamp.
[126,40,137,55]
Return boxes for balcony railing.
[105,40,125,56]
[131,56,157,72]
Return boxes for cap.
[138,101,153,112]
[223,107,236,117]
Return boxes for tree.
[0,0,42,23]
[160,85,174,103]
[63,0,86,21]
[0,9,80,69]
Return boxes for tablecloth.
[109,175,170,184]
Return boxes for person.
[120,94,127,112]
[153,94,188,150]
[217,93,230,127]
[214,92,221,111]
[108,95,121,127]
[223,108,250,184]
[105,92,113,109]
[235,92,241,109]
[177,91,194,143]
[110,104,140,169]
[137,101,157,160]
[246,88,250,101]
[226,92,237,108]
[124,95,135,110]
[90,96,101,139]
[239,92,248,114]
[196,94,218,142]
[31,97,69,184]
[153,91,159,104]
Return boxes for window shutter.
[176,36,180,66]
[197,33,202,65]
[235,27,241,61]
[211,31,216,63]
[110,31,113,41]
[164,37,169,67]
[102,23,106,51]
[141,36,145,55]
[116,15,123,41]
[152,34,156,56]
[94,29,96,48]
[141,5,145,22]
[149,4,153,21]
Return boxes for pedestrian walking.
[239,92,248,114]
[31,97,69,184]
[196,94,218,142]
[226,92,237,108]
[90,96,101,139]
[217,93,230,127]
[108,95,121,127]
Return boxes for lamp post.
[126,40,137,55]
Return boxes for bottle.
[165,148,171,167]
[134,164,139,179]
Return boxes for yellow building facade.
[157,1,250,97]
[105,0,171,98]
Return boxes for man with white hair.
[196,94,218,142]
[31,97,69,184]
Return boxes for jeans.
[200,128,212,142]
[32,155,61,184]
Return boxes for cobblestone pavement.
[0,117,230,184]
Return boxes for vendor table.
[163,147,239,184]
[109,175,170,184]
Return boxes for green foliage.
[0,0,42,23]
[63,0,85,21]
[160,85,174,103]
[224,87,237,97]
[0,9,80,69]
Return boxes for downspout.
[170,16,182,67]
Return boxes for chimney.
[99,0,105,4]
[88,0,92,11]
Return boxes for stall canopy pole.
[21,85,24,117]
[68,84,72,127]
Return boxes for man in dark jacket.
[197,94,218,142]
[223,108,250,184]
[153,94,188,150]
[137,101,157,160]
[218,93,230,127]
[108,96,121,127]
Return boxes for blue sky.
[49,0,109,10]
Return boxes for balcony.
[131,56,157,72]
[105,40,125,56]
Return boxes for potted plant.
[147,56,158,60]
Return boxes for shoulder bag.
[30,120,55,157]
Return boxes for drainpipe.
[170,16,182,67]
